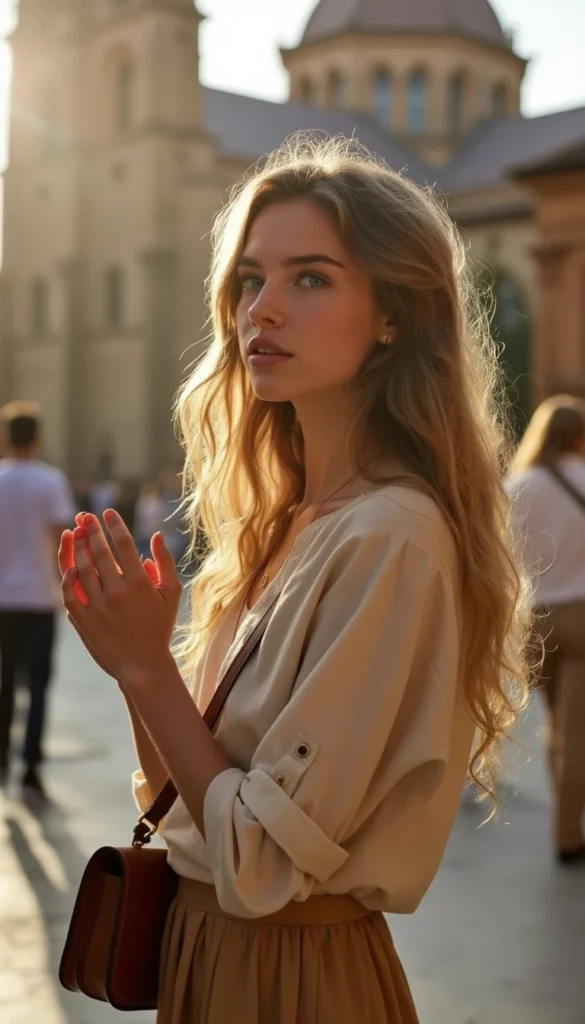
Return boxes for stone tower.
[1,0,215,479]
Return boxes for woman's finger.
[58,529,75,577]
[152,533,183,609]
[76,511,123,576]
[81,514,123,591]
[143,558,161,587]
[59,529,90,606]
[62,567,90,624]
[103,509,144,581]
[73,528,103,604]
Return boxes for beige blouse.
[133,484,475,920]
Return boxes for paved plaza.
[1,608,585,1023]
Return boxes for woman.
[57,136,529,1022]
[507,395,585,865]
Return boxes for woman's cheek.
[298,297,340,338]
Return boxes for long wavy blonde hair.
[172,134,531,809]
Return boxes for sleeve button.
[295,742,311,759]
[274,772,287,786]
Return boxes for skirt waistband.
[177,878,373,926]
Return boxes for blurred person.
[133,481,167,561]
[0,401,75,797]
[115,478,139,534]
[71,476,93,515]
[90,475,121,520]
[507,395,585,865]
[57,137,531,1023]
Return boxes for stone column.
[0,277,16,408]
[531,243,569,403]
[59,258,87,477]
[141,247,179,478]
[562,247,585,380]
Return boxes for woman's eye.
[298,273,327,288]
[239,275,263,292]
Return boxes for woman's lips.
[248,353,293,367]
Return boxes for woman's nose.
[248,285,285,328]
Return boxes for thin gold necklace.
[233,460,376,638]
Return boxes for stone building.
[513,141,585,403]
[1,0,585,478]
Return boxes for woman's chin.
[250,380,297,403]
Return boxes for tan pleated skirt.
[156,877,419,1024]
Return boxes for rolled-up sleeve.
[132,769,153,815]
[203,527,461,918]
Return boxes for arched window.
[105,265,124,326]
[31,278,49,334]
[299,78,315,105]
[407,70,428,134]
[447,73,465,135]
[328,71,346,109]
[372,69,393,128]
[116,60,133,133]
[491,82,507,116]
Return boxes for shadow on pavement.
[3,792,156,1024]
[5,795,89,1023]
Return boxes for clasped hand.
[58,510,183,686]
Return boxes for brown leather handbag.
[59,597,277,1011]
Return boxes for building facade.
[1,0,585,477]
[514,143,585,402]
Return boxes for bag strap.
[545,464,585,513]
[132,594,278,846]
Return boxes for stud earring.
[379,334,392,346]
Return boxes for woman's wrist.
[118,652,184,699]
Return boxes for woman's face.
[235,198,389,404]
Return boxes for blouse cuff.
[132,769,153,815]
[242,768,349,879]
[204,766,349,886]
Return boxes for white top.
[505,455,585,607]
[0,459,76,611]
[133,484,475,920]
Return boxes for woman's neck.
[293,393,379,507]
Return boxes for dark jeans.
[0,609,56,768]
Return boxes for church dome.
[301,0,508,48]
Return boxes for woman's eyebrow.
[237,253,346,269]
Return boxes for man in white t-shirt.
[0,401,75,797]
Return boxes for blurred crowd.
[69,467,194,571]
